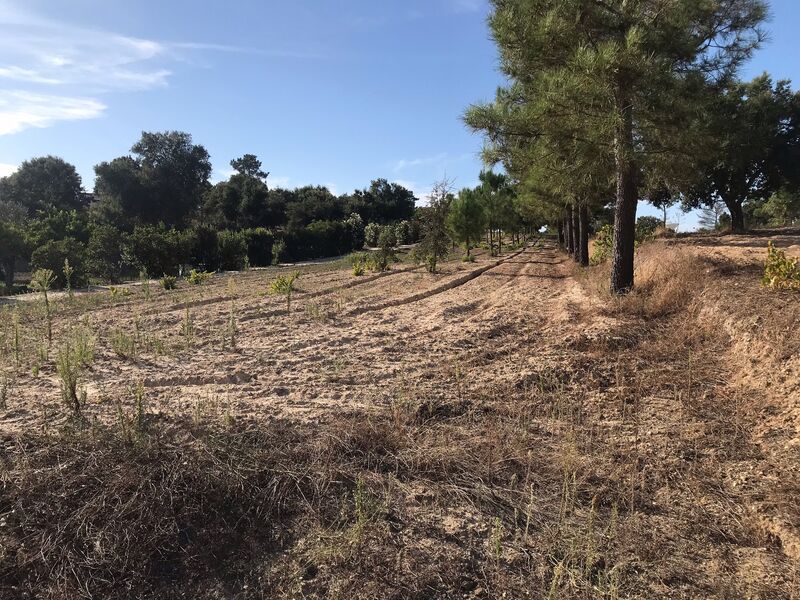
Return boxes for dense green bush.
[217,230,248,271]
[345,213,365,250]
[186,224,220,271]
[282,220,356,262]
[395,220,412,245]
[31,238,87,288]
[242,227,274,267]
[590,224,613,266]
[87,224,128,283]
[378,225,397,249]
[127,225,187,277]
[364,222,381,247]
[636,216,662,241]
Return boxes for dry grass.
[1,238,798,598]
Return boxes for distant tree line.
[0,132,421,292]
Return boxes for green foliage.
[30,268,56,344]
[351,253,367,276]
[635,216,662,242]
[242,227,274,267]
[0,155,84,215]
[394,220,412,245]
[271,238,287,265]
[87,223,128,283]
[217,230,248,271]
[30,238,87,288]
[110,329,137,360]
[377,225,397,249]
[590,225,614,266]
[269,271,300,315]
[364,222,381,247]
[413,179,453,273]
[160,275,177,290]
[763,242,800,290]
[748,189,800,227]
[684,75,800,232]
[448,187,487,256]
[127,224,187,277]
[345,213,366,249]
[56,328,93,417]
[187,269,213,285]
[466,0,767,291]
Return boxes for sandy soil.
[1,233,799,598]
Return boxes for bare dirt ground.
[1,232,798,599]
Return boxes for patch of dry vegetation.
[0,239,798,598]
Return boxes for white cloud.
[0,91,105,135]
[392,153,448,172]
[0,0,307,136]
[0,162,17,177]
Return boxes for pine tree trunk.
[571,205,580,262]
[557,222,564,248]
[578,204,589,267]
[611,89,638,294]
[565,211,573,255]
[726,200,746,233]
[498,230,503,256]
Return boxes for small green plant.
[590,224,613,265]
[462,253,476,263]
[351,253,367,276]
[160,275,178,290]
[132,380,146,437]
[181,308,194,350]
[188,269,213,285]
[63,258,74,300]
[110,329,137,360]
[56,333,90,418]
[30,268,56,345]
[269,271,300,315]
[140,270,152,300]
[109,286,132,301]
[271,238,286,265]
[763,241,800,290]
[227,302,237,348]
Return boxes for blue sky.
[0,0,798,230]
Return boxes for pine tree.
[466,0,766,293]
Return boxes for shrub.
[187,269,213,285]
[378,225,397,249]
[160,275,177,290]
[186,224,220,271]
[272,238,287,265]
[345,213,366,250]
[395,220,412,245]
[127,225,186,277]
[351,252,367,276]
[217,230,248,271]
[87,224,128,283]
[763,241,800,290]
[364,222,381,247]
[269,271,300,315]
[30,238,87,288]
[636,216,662,242]
[242,228,274,267]
[590,224,613,266]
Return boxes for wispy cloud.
[392,153,449,172]
[0,0,322,136]
[0,91,105,135]
[0,162,17,177]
